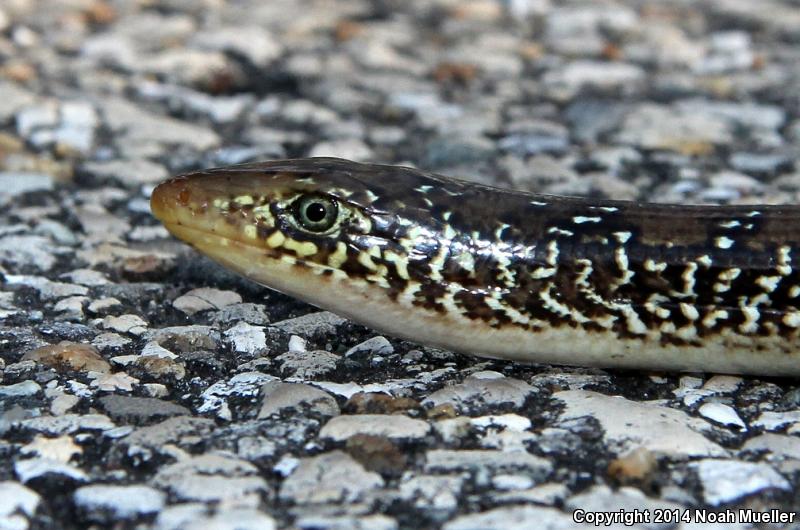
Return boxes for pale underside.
[165,222,800,377]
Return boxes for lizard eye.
[293,194,338,232]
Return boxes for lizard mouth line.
[158,220,345,278]
[159,220,267,251]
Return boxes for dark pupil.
[305,202,327,223]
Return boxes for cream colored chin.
[163,223,800,377]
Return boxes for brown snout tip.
[150,177,191,224]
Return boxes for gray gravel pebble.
[123,416,216,455]
[0,380,41,398]
[15,458,88,484]
[5,275,88,300]
[74,484,166,520]
[224,321,267,355]
[554,390,727,457]
[692,459,791,505]
[258,381,340,418]
[173,287,242,315]
[423,372,534,412]
[279,450,383,504]
[98,395,190,423]
[152,454,268,503]
[15,414,115,435]
[0,173,53,196]
[82,159,169,187]
[0,481,40,530]
[271,311,347,336]
[319,414,430,441]
[277,349,340,380]
[399,474,464,514]
[213,303,270,326]
[742,433,800,460]
[344,336,394,357]
[0,236,61,272]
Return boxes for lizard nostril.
[177,187,191,206]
